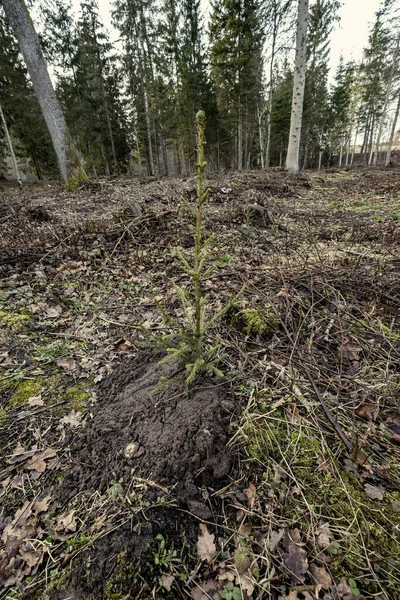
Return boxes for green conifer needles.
[152,110,244,386]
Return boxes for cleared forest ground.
[0,166,400,600]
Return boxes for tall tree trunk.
[238,101,243,171]
[351,120,360,166]
[104,98,118,175]
[360,113,370,158]
[345,128,352,166]
[339,140,343,167]
[143,85,155,176]
[265,8,278,169]
[367,114,375,164]
[139,6,167,176]
[1,0,86,188]
[0,104,22,186]
[374,34,400,166]
[385,92,400,166]
[303,132,309,170]
[285,0,309,174]
[258,104,265,169]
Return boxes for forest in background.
[0,0,399,181]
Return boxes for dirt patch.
[59,352,235,516]
[50,509,199,600]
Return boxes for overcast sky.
[73,0,382,78]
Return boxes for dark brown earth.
[60,352,235,517]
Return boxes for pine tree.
[262,0,295,168]
[210,0,264,170]
[301,0,339,169]
[269,63,293,166]
[358,10,392,164]
[329,58,355,167]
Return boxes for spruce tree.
[210,0,264,170]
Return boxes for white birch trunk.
[1,0,86,187]
[285,0,309,174]
[350,121,359,166]
[0,104,22,186]
[386,93,400,166]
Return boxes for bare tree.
[0,103,22,186]
[1,0,87,187]
[385,91,400,165]
[285,0,309,174]
[373,34,400,165]
[264,0,294,168]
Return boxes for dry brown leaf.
[238,523,252,538]
[236,571,254,596]
[309,563,332,588]
[283,591,314,600]
[7,443,37,465]
[218,568,235,583]
[283,530,308,583]
[59,410,83,428]
[160,574,175,591]
[316,457,331,473]
[27,394,44,407]
[268,528,285,552]
[0,477,10,498]
[33,496,51,515]
[56,357,77,371]
[46,306,62,318]
[19,546,40,568]
[196,524,216,562]
[335,576,363,599]
[355,402,379,421]
[93,513,108,531]
[25,448,57,473]
[55,510,77,533]
[316,522,333,549]
[243,482,256,508]
[191,580,219,600]
[364,483,384,501]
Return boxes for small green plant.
[151,111,244,386]
[107,478,124,501]
[220,581,242,600]
[348,578,361,597]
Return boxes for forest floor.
[0,166,399,600]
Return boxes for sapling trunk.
[151,111,244,387]
[194,111,207,361]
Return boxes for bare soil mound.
[60,352,235,515]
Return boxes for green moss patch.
[0,309,32,332]
[236,399,400,597]
[229,306,279,336]
[64,382,92,411]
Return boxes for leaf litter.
[1,168,400,598]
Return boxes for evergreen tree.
[301,0,339,169]
[358,9,392,163]
[329,58,356,166]
[269,63,293,165]
[210,0,264,170]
